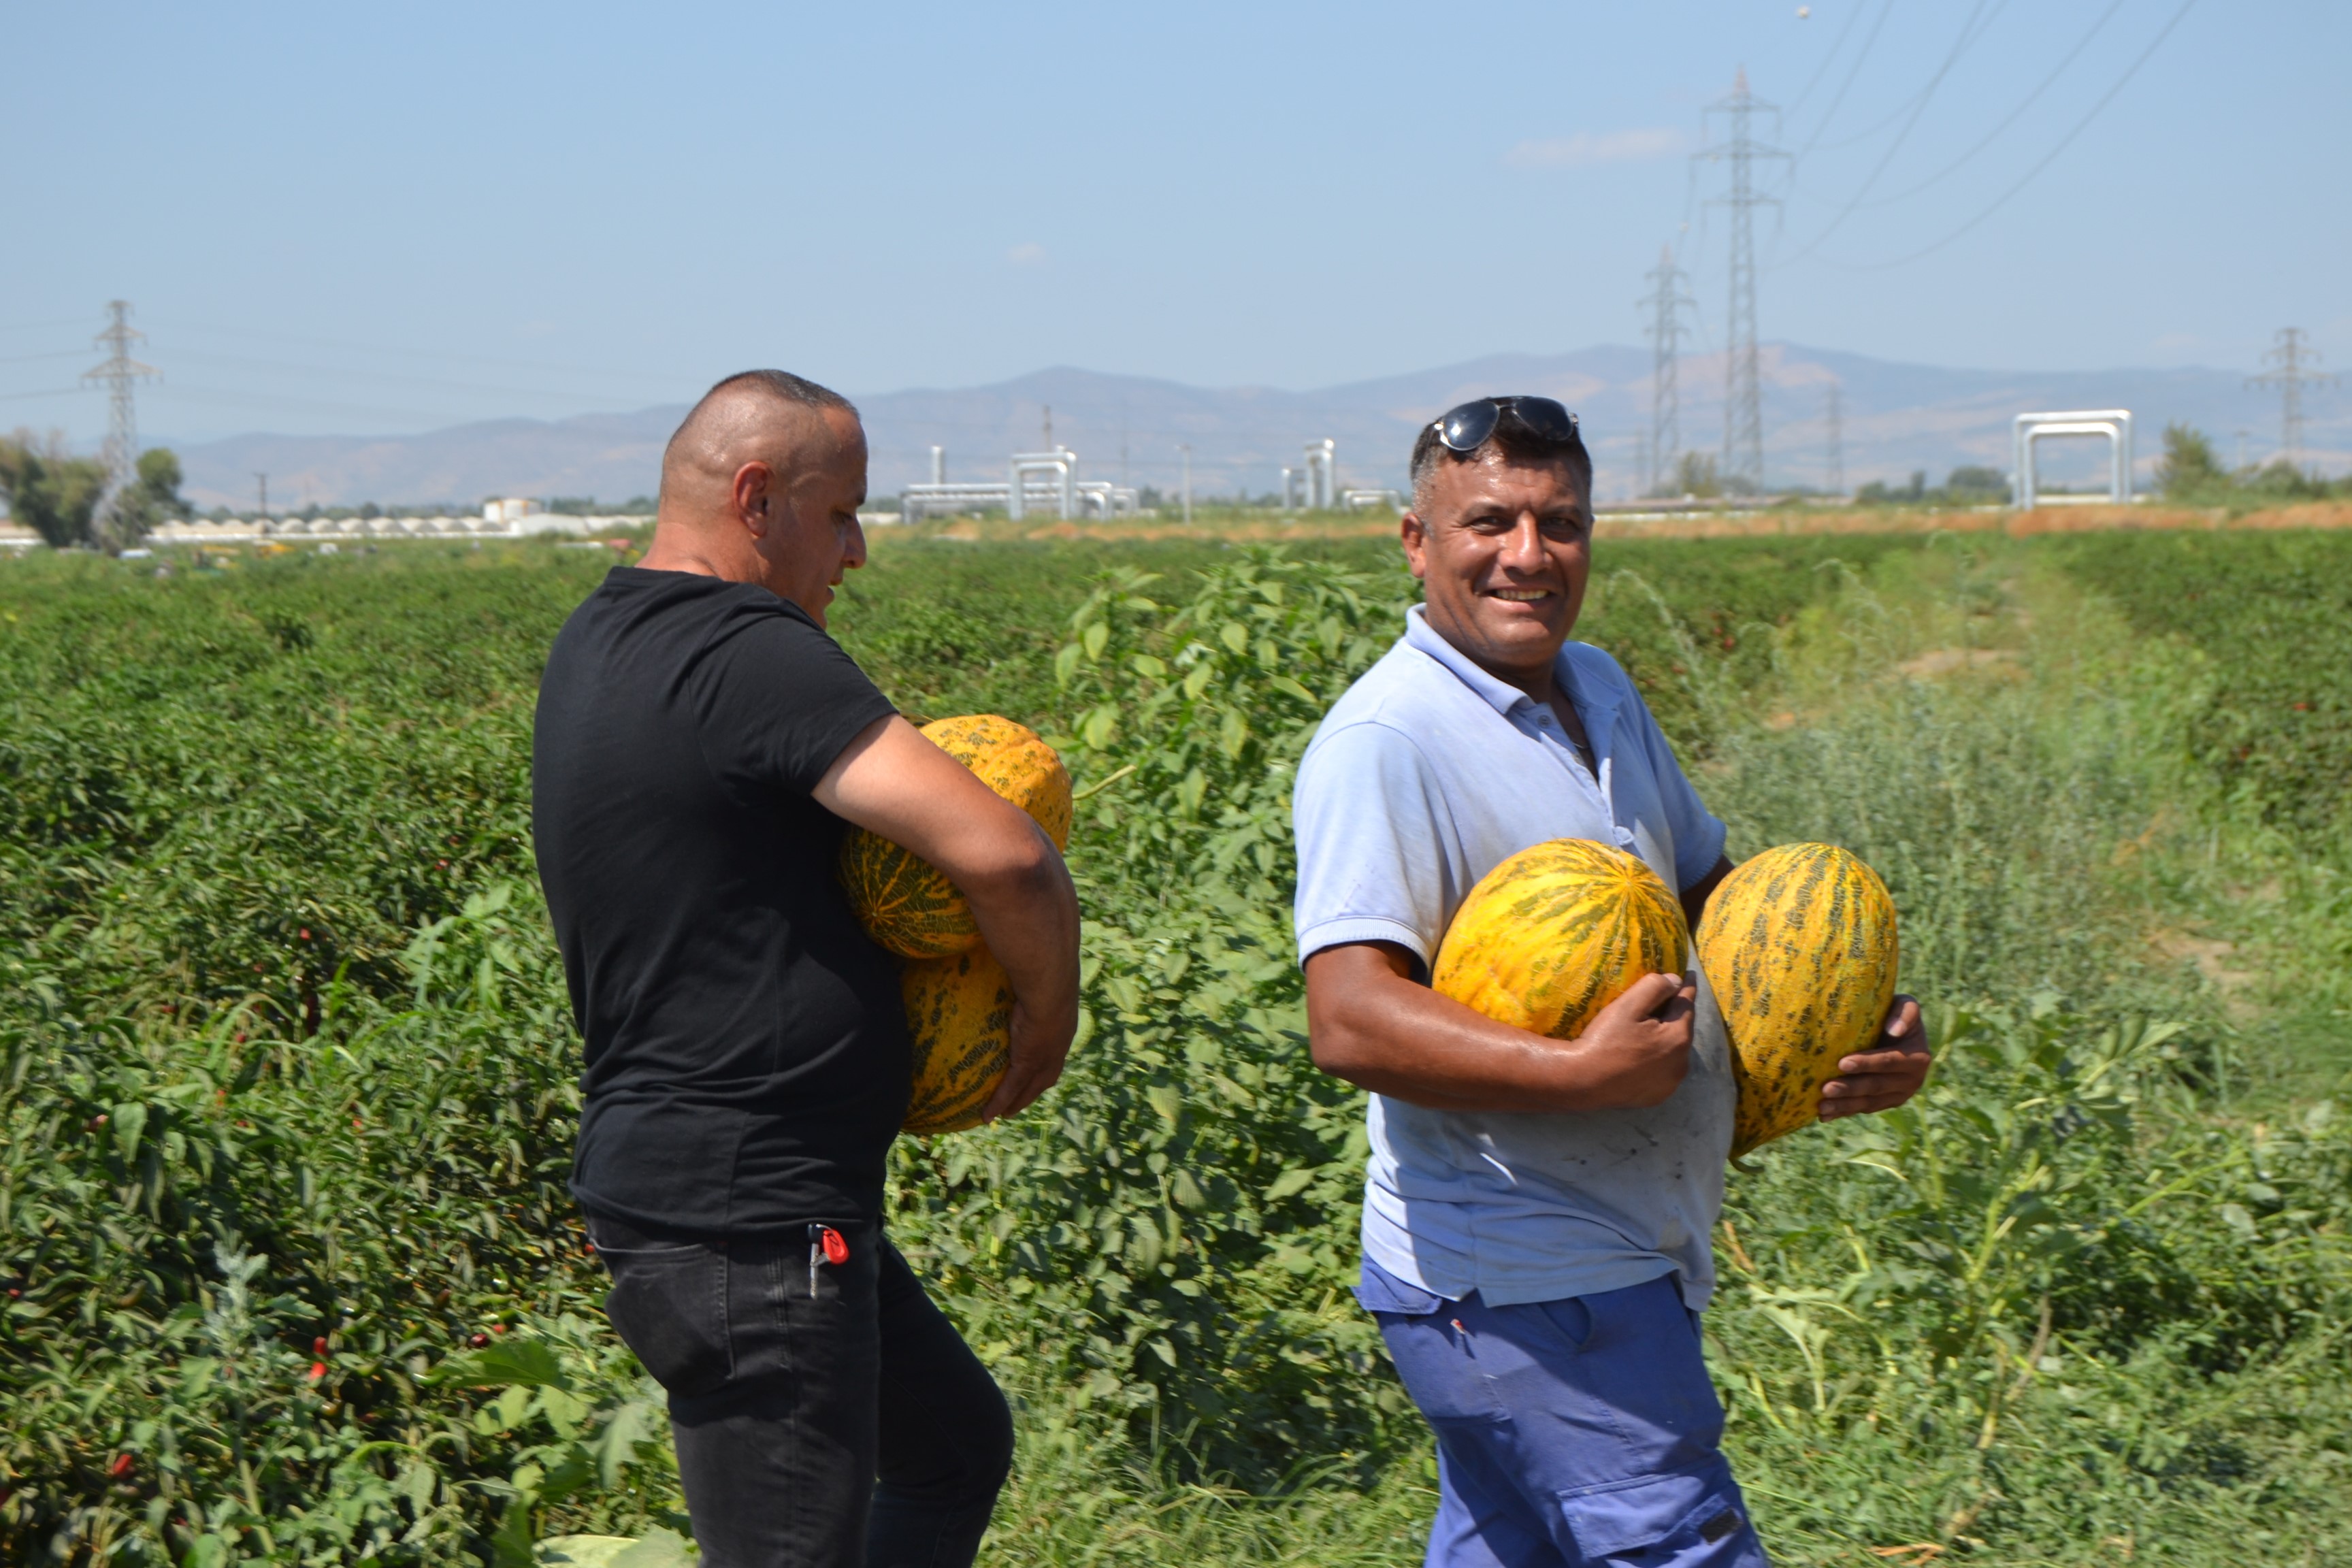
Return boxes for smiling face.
[1400,448,1592,693]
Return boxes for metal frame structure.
[2012,409,2134,508]
[1007,449,1076,521]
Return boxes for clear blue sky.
[3,0,2344,446]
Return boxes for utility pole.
[1824,381,1845,496]
[82,299,157,510]
[1178,444,1193,525]
[255,473,270,518]
[1042,405,1054,451]
[1693,69,1788,493]
[2247,327,2335,468]
[1637,244,1695,495]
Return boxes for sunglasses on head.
[1431,395,1580,453]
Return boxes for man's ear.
[1400,512,1431,581]
[732,460,777,538]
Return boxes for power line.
[1776,0,1997,267]
[1853,0,2129,210]
[1789,0,1897,164]
[148,317,698,389]
[1782,0,1876,120]
[1801,0,2009,157]
[1821,0,2198,271]
[164,347,675,408]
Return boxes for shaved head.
[661,370,859,510]
[640,370,872,625]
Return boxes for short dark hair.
[701,368,856,416]
[1409,405,1592,512]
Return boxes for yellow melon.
[1697,843,1900,1158]
[899,945,1013,1134]
[840,715,1072,959]
[1432,838,1688,1041]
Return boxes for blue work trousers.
[1364,1265,1768,1568]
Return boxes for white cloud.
[1503,128,1686,170]
[1005,242,1047,265]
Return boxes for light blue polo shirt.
[1292,605,1735,1309]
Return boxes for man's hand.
[981,997,1073,1123]
[1567,973,1699,1111]
[1817,995,1931,1121]
[815,716,1083,1123]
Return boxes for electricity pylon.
[1824,380,1845,495]
[1693,69,1788,491]
[2247,327,2335,467]
[83,300,157,506]
[1638,245,1695,496]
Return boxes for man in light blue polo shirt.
[1292,396,1931,1568]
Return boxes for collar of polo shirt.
[1401,605,1622,740]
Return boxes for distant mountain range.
[172,344,2341,510]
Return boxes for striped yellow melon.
[1697,843,1900,1158]
[1432,839,1688,1041]
[899,945,1013,1134]
[840,715,1073,959]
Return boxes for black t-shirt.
[532,568,906,1234]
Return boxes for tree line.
[0,429,188,553]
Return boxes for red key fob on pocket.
[821,1226,849,1266]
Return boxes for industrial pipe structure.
[1305,439,1335,510]
[2012,410,2134,509]
[1008,448,1077,520]
[900,436,1139,525]
[1073,481,1125,520]
[1281,440,1339,510]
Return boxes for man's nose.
[1497,513,1547,572]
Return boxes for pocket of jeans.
[1533,1293,1596,1352]
[1554,1464,1752,1562]
[600,1243,732,1397]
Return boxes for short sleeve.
[690,601,897,800]
[1291,720,1457,969]
[1620,683,1726,891]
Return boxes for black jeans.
[587,1211,1013,1568]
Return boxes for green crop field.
[1,525,2347,1567]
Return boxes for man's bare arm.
[814,715,1081,1121]
[1304,941,1696,1113]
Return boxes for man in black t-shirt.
[533,370,1080,1568]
